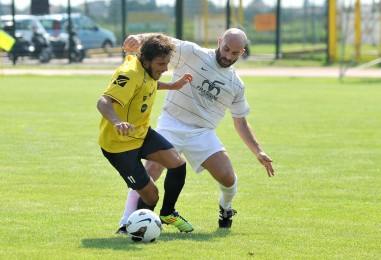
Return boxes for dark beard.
[215,47,238,68]
[145,64,154,79]
[138,56,154,79]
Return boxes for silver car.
[1,14,49,43]
[38,13,117,51]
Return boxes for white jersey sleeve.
[163,38,250,129]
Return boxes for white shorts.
[156,112,225,173]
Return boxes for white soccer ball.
[126,209,162,242]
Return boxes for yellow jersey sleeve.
[103,68,139,106]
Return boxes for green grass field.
[0,75,380,259]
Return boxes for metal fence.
[0,0,380,65]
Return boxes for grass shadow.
[157,227,232,242]
[81,228,232,250]
[81,236,143,251]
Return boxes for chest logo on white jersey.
[196,80,224,101]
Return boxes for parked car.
[0,15,51,63]
[38,13,117,51]
[1,15,48,42]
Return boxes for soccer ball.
[126,209,162,242]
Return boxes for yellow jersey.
[98,55,158,153]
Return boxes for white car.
[0,15,51,62]
[0,14,49,44]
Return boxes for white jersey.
[162,38,251,129]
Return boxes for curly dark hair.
[139,34,175,63]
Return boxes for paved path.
[237,67,381,78]
[1,66,380,78]
[1,54,380,78]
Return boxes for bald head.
[221,28,248,49]
[215,28,247,68]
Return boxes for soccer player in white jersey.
[116,28,275,234]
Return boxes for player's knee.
[138,180,159,206]
[143,190,159,207]
[178,157,186,167]
[170,154,185,168]
[219,170,235,187]
[145,161,165,181]
[219,173,238,192]
[146,193,159,206]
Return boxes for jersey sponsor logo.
[196,79,224,101]
[141,89,154,113]
[143,91,154,101]
[141,104,148,113]
[113,75,130,87]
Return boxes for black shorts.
[101,127,174,190]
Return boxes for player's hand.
[123,35,142,53]
[171,73,193,90]
[114,122,135,136]
[256,151,275,177]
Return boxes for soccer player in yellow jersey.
[97,34,194,233]
[119,29,275,232]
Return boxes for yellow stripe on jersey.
[98,56,158,153]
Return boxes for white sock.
[119,189,140,226]
[218,173,238,209]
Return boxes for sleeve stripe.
[103,93,125,107]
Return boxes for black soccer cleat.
[115,224,128,235]
[218,205,237,228]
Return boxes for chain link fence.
[0,0,380,66]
